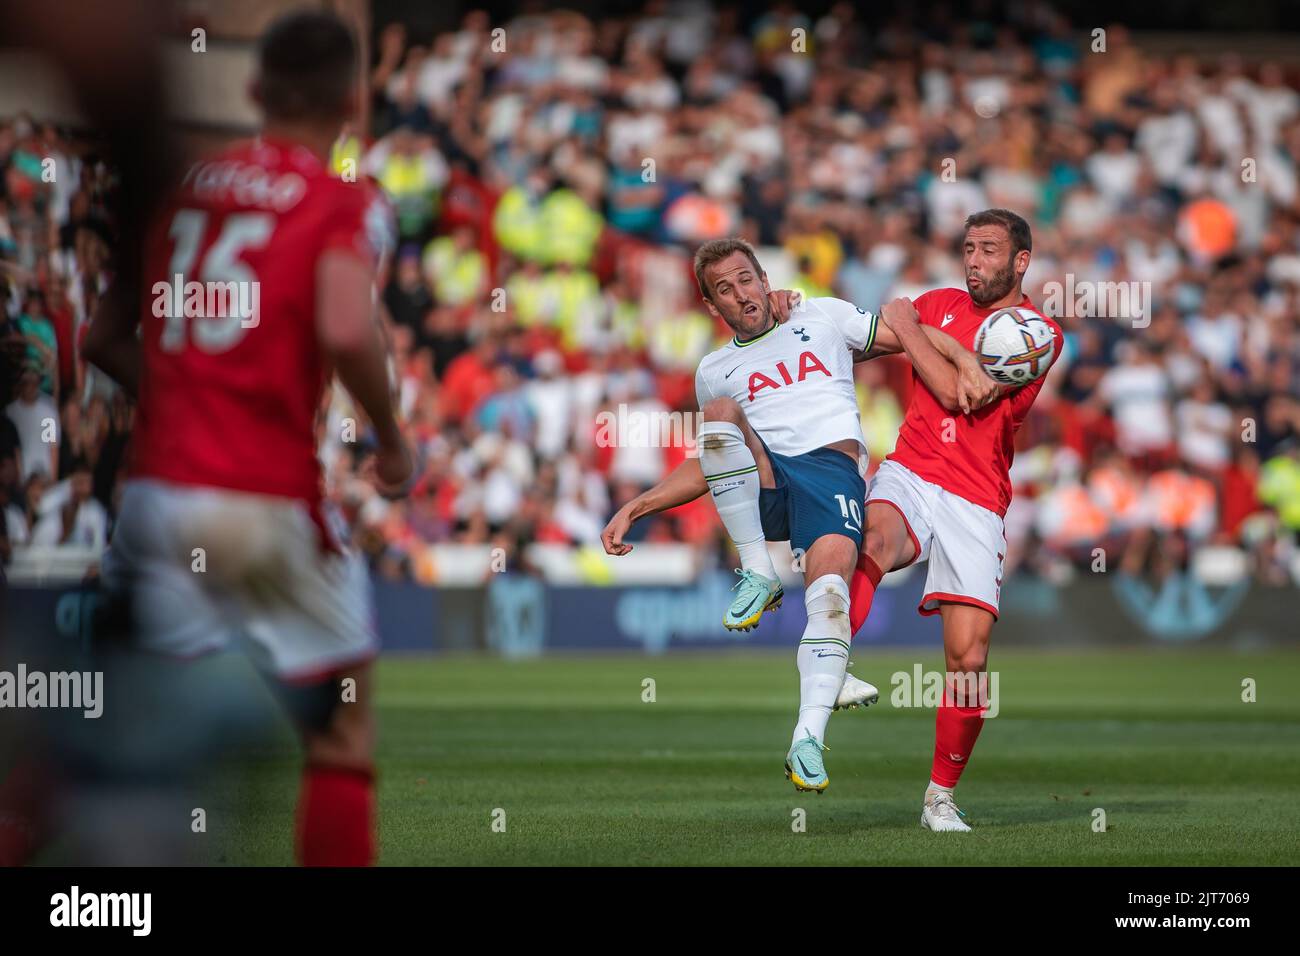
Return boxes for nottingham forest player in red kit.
[845,209,1063,831]
[81,11,413,865]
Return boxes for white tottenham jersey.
[695,296,877,465]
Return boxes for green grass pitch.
[213,649,1300,866]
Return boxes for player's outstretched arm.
[919,322,1013,411]
[766,288,998,412]
[856,321,1001,411]
[602,458,708,556]
[879,298,999,414]
[317,248,413,497]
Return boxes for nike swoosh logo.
[814,651,847,660]
[941,314,955,327]
[712,487,737,497]
[725,364,743,379]
[796,756,816,778]
[735,592,762,617]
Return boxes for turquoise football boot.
[723,569,783,632]
[785,733,830,794]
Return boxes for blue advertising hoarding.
[3,569,1295,656]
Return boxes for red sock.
[848,553,884,636]
[295,765,375,867]
[930,677,988,788]
[0,757,53,867]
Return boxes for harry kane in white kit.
[603,238,994,794]
[694,247,877,794]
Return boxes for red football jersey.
[887,287,1063,517]
[131,137,391,504]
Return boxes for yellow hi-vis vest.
[331,135,362,179]
[380,153,431,198]
[493,186,544,260]
[540,189,603,267]
[1260,454,1300,530]
[505,272,556,327]
[552,270,602,349]
[648,310,712,371]
[422,237,485,306]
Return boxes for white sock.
[792,574,851,746]
[925,780,954,803]
[698,420,777,580]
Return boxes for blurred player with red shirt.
[82,11,412,866]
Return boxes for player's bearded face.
[966,252,1017,306]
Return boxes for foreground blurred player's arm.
[317,249,413,493]
[602,459,708,556]
[82,283,141,397]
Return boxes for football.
[974,307,1057,386]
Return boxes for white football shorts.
[101,479,378,680]
[866,460,1006,619]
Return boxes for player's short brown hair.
[256,11,357,122]
[693,238,765,301]
[964,208,1032,256]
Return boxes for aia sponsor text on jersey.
[746,351,832,402]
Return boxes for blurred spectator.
[1095,341,1173,462]
[422,223,487,306]
[1146,468,1218,541]
[384,249,434,333]
[1259,442,1300,540]
[363,126,449,240]
[527,349,573,459]
[1176,376,1234,472]
[29,455,106,550]
[6,364,58,481]
[17,290,57,395]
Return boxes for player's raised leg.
[697,396,783,631]
[292,662,377,866]
[785,532,857,793]
[921,603,995,832]
[848,493,923,637]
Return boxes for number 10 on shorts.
[835,494,862,533]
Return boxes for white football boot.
[920,791,972,832]
[834,671,879,711]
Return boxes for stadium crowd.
[0,113,123,568]
[3,0,1300,587]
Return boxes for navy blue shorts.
[759,446,866,556]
